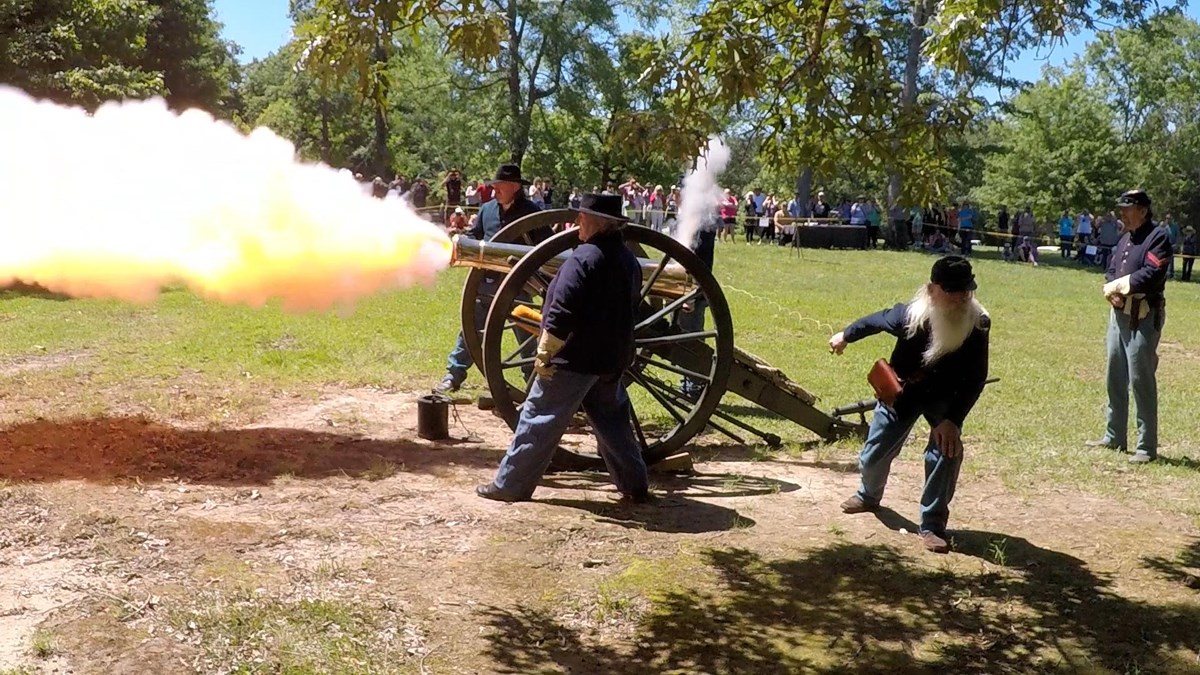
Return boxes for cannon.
[449,209,867,468]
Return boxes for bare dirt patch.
[0,350,90,377]
[1161,340,1200,362]
[1,388,1198,673]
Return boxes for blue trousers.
[444,278,533,385]
[855,401,962,537]
[490,369,649,499]
[444,279,494,385]
[1104,306,1163,457]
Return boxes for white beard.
[905,285,985,366]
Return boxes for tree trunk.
[509,109,531,165]
[373,101,388,176]
[371,37,390,176]
[794,167,813,216]
[887,0,929,209]
[318,96,331,164]
[504,0,526,165]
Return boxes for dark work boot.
[475,483,526,503]
[840,495,877,514]
[920,531,950,554]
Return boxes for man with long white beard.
[828,256,990,553]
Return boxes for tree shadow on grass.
[1154,454,1200,472]
[540,470,800,499]
[538,495,756,534]
[0,415,499,485]
[481,538,1200,674]
[1142,537,1200,591]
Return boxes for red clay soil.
[0,416,495,485]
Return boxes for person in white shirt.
[1076,210,1093,259]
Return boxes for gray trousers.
[1104,306,1164,457]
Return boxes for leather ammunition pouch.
[868,359,904,408]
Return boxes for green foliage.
[1083,12,1200,225]
[977,69,1128,222]
[0,0,239,113]
[978,12,1200,226]
[143,0,243,115]
[635,0,1170,207]
[0,0,162,106]
[241,30,499,180]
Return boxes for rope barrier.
[400,199,1198,261]
[718,282,836,335]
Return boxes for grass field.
[2,241,1199,673]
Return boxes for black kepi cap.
[1116,189,1151,207]
[571,193,630,223]
[931,255,977,292]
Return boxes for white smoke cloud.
[0,87,450,312]
[674,135,731,248]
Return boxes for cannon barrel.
[449,235,695,298]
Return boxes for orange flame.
[0,87,450,311]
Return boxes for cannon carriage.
[449,209,868,469]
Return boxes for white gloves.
[534,332,566,379]
[1103,274,1131,298]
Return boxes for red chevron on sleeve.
[1147,252,1164,267]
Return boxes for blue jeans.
[1104,306,1163,457]
[855,401,963,537]
[444,279,495,385]
[490,369,649,499]
[444,278,533,385]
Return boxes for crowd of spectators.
[353,168,1198,280]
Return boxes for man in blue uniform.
[1086,189,1172,463]
[828,256,990,553]
[436,164,547,394]
[476,194,650,503]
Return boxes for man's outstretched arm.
[829,303,908,354]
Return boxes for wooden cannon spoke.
[502,332,538,364]
[628,370,688,427]
[500,355,537,370]
[525,272,551,296]
[636,353,713,384]
[635,287,703,332]
[639,252,674,303]
[635,372,747,445]
[629,400,649,450]
[635,330,718,348]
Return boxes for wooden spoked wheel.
[458,209,576,380]
[480,226,734,466]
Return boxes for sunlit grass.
[2,240,1198,512]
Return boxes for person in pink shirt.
[719,188,739,242]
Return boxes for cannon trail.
[0,87,450,312]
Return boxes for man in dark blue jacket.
[476,194,650,503]
[828,256,990,553]
[436,164,545,394]
[1086,189,1172,463]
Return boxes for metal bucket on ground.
[416,393,451,440]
